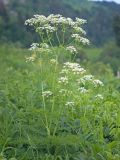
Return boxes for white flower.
[50,59,58,64]
[65,101,75,107]
[63,62,86,75]
[77,75,93,85]
[34,15,47,24]
[60,69,69,74]
[57,17,68,25]
[32,43,50,53]
[77,78,85,85]
[25,18,36,26]
[42,91,53,97]
[95,94,103,100]
[93,80,104,87]
[72,67,85,75]
[78,87,88,93]
[64,62,80,69]
[47,14,62,21]
[75,17,87,25]
[40,43,49,49]
[71,34,89,45]
[25,14,89,48]
[37,24,56,33]
[73,26,86,35]
[58,76,68,84]
[29,43,39,51]
[71,33,80,39]
[47,15,67,25]
[66,46,77,54]
[66,18,75,26]
[26,54,36,62]
[47,14,63,25]
[25,15,47,26]
[79,37,90,45]
[83,75,94,81]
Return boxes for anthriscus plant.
[25,14,104,132]
[24,14,110,159]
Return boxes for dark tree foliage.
[0,0,120,46]
[99,43,120,74]
[113,15,120,47]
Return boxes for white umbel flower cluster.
[26,56,36,62]
[58,61,104,98]
[58,76,68,85]
[63,62,86,75]
[77,75,104,89]
[78,87,88,93]
[78,75,94,85]
[65,101,75,107]
[42,91,53,97]
[82,75,94,81]
[36,24,56,33]
[95,94,103,100]
[71,34,90,45]
[66,46,77,54]
[76,17,87,25]
[40,43,49,49]
[29,43,39,51]
[28,42,51,55]
[93,79,104,87]
[50,59,58,65]
[73,26,86,35]
[25,14,87,28]
[25,14,89,46]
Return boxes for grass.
[83,47,102,61]
[0,44,120,160]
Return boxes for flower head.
[42,91,53,97]
[50,59,58,65]
[78,87,88,94]
[58,76,68,85]
[29,43,39,51]
[66,46,77,54]
[65,101,75,107]
[63,62,86,75]
[95,94,103,100]
[93,80,104,87]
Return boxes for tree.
[113,15,120,47]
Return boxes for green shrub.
[99,43,120,74]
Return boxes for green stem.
[56,31,61,46]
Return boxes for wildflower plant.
[25,13,104,129]
[24,14,107,159]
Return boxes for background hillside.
[0,0,120,46]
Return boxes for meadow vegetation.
[0,14,120,160]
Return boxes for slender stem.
[40,52,50,136]
[41,84,50,136]
[62,26,66,45]
[52,105,64,136]
[56,30,61,46]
